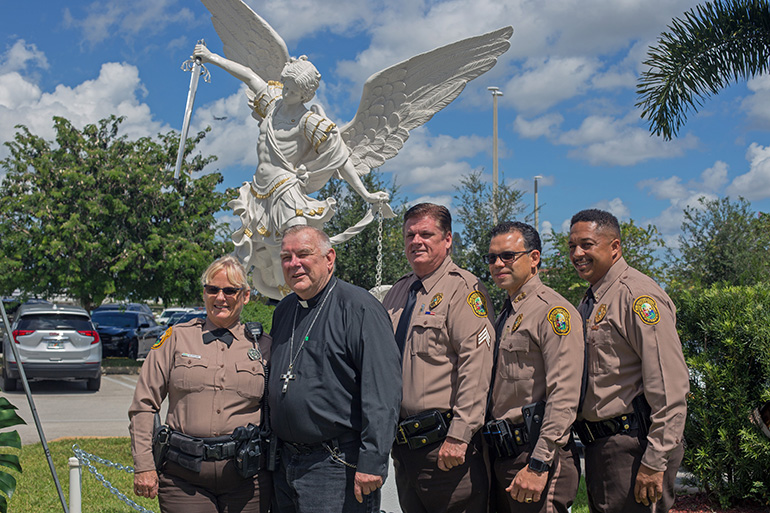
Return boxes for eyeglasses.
[483,250,530,265]
[203,285,243,297]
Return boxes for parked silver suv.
[2,303,102,391]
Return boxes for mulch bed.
[671,493,768,513]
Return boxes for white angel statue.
[197,0,512,299]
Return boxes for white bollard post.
[68,456,82,513]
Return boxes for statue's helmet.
[281,56,321,103]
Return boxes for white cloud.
[727,143,770,200]
[64,0,195,45]
[741,75,770,128]
[514,113,563,139]
[699,161,729,192]
[638,176,688,201]
[592,198,630,221]
[0,60,166,163]
[558,114,699,166]
[2,40,48,73]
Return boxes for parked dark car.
[91,310,163,360]
[93,302,154,316]
[2,303,102,391]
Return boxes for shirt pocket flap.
[501,336,530,353]
[235,360,265,376]
[415,314,445,329]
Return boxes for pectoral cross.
[280,368,296,393]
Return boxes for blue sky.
[2,0,769,250]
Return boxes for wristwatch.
[528,457,551,474]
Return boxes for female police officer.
[129,255,271,512]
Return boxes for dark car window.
[91,312,138,328]
[17,314,92,331]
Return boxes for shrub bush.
[676,284,770,507]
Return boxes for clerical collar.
[297,276,336,309]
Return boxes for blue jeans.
[273,438,381,513]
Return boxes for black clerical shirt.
[268,276,402,477]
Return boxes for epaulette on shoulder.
[302,111,337,151]
[251,81,283,119]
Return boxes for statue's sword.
[174,40,210,182]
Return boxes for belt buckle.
[204,444,222,460]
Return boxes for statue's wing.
[201,0,290,82]
[341,26,513,175]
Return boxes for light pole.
[533,175,544,232]
[488,86,503,224]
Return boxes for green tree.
[671,196,770,288]
[541,219,667,306]
[637,0,770,139]
[0,115,231,310]
[453,170,527,312]
[317,170,410,291]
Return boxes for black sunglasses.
[483,250,530,265]
[203,285,244,297]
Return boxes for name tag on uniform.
[181,353,201,359]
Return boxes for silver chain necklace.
[280,279,337,393]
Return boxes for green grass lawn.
[9,437,590,512]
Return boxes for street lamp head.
[533,175,544,181]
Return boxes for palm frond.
[636,0,770,140]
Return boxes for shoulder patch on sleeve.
[547,306,571,336]
[152,327,172,350]
[633,295,660,325]
[477,326,491,348]
[466,290,488,318]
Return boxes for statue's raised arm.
[198,0,512,299]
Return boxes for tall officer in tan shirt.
[485,221,582,512]
[383,203,494,513]
[569,209,689,513]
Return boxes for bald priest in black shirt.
[268,225,402,513]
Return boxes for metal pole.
[68,457,82,513]
[488,87,503,224]
[533,175,543,233]
[0,301,69,513]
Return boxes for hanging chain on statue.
[375,202,384,289]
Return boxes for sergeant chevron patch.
[477,326,491,348]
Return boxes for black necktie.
[202,327,234,347]
[577,288,595,411]
[486,298,513,420]
[394,279,422,354]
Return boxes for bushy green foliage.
[240,298,276,332]
[0,115,231,310]
[0,397,24,513]
[677,284,770,507]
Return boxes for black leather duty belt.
[573,412,641,445]
[395,409,453,450]
[281,430,360,455]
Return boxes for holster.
[396,410,453,449]
[483,401,546,458]
[631,394,652,439]
[233,423,264,478]
[522,401,546,451]
[152,412,170,471]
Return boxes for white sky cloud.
[741,75,770,129]
[2,40,48,73]
[514,113,564,139]
[727,143,770,200]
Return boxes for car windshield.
[17,314,92,331]
[91,312,137,328]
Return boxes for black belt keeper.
[482,419,529,458]
[396,409,453,450]
[573,411,641,445]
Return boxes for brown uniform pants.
[584,431,684,513]
[392,432,488,513]
[158,459,272,513]
[490,442,580,513]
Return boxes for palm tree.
[637,0,770,140]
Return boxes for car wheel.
[86,372,101,391]
[2,369,17,392]
[127,339,138,360]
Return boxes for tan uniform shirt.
[129,318,271,473]
[490,274,583,464]
[383,256,494,443]
[578,257,689,472]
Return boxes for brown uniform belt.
[281,430,360,455]
[573,412,640,445]
[395,409,453,449]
